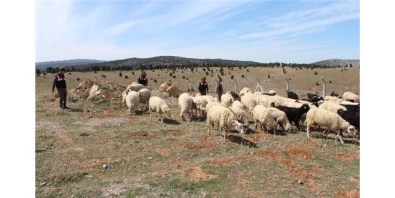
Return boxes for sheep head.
[231,120,246,134]
[347,125,358,137]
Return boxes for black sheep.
[286,90,299,100]
[275,103,310,131]
[307,93,323,103]
[338,103,360,132]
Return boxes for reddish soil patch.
[336,153,354,161]
[335,189,359,198]
[208,159,235,166]
[255,150,313,180]
[183,166,218,181]
[183,137,218,151]
[127,117,139,123]
[154,148,172,156]
[288,148,313,159]
[151,169,168,179]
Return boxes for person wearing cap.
[198,77,209,95]
[52,68,69,109]
[138,71,148,86]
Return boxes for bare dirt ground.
[36,66,359,197]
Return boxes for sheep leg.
[129,108,132,116]
[337,130,345,144]
[306,125,311,138]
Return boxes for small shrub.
[125,75,128,79]
[119,72,122,77]
[154,79,157,83]
[329,80,333,83]
[132,71,135,75]
[172,75,176,79]
[230,75,234,80]
[241,74,245,78]
[170,73,172,76]
[316,82,320,86]
[69,72,72,75]
[314,71,318,75]
[268,74,271,79]
[94,70,97,73]
[247,69,249,72]
[76,77,80,81]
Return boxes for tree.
[36,69,41,77]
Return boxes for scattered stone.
[39,182,46,187]
[148,157,153,160]
[298,180,304,185]
[103,164,108,169]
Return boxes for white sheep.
[206,105,246,141]
[220,93,234,107]
[138,88,151,111]
[178,93,194,121]
[305,108,357,144]
[252,105,278,134]
[148,96,171,123]
[324,96,343,103]
[342,91,360,102]
[122,90,140,115]
[266,107,291,133]
[230,100,249,126]
[241,92,257,114]
[239,87,252,96]
[192,95,209,119]
[319,101,347,113]
[126,82,145,92]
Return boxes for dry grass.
[36,67,359,198]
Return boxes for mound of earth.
[68,79,127,102]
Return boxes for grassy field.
[36,66,360,197]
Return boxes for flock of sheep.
[121,81,360,144]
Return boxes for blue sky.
[36,0,359,63]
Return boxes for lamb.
[165,86,181,97]
[252,105,278,134]
[286,90,299,100]
[122,90,140,115]
[305,108,357,144]
[178,93,194,121]
[206,105,246,141]
[220,93,235,107]
[274,103,310,131]
[319,101,347,113]
[137,88,151,111]
[342,91,360,102]
[125,82,145,92]
[159,82,172,92]
[148,96,172,123]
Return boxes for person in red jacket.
[198,77,209,95]
[138,71,148,86]
[52,68,69,109]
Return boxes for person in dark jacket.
[198,77,209,95]
[216,80,224,101]
[52,68,69,109]
[138,71,148,86]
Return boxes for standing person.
[216,80,224,101]
[52,68,69,109]
[138,70,148,86]
[198,77,208,95]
